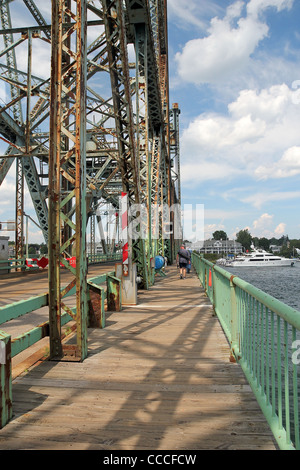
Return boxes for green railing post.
[0,330,12,429]
[211,266,217,317]
[107,274,122,312]
[87,282,105,328]
[229,275,238,362]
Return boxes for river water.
[224,261,300,312]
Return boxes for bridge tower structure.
[0,0,181,361]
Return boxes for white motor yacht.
[225,249,296,267]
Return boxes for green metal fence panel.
[0,268,122,429]
[88,253,122,264]
[107,274,122,312]
[192,252,300,451]
[0,330,12,429]
[87,281,105,328]
[0,294,49,325]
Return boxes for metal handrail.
[192,252,300,451]
[0,253,122,273]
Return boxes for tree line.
[212,229,299,257]
[8,241,48,255]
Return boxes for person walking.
[177,244,191,279]
[186,248,192,274]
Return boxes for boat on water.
[222,249,296,267]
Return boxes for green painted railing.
[192,252,300,451]
[0,253,122,275]
[88,252,122,264]
[0,270,121,429]
[0,258,38,272]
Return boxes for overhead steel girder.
[170,102,181,205]
[126,0,176,268]
[0,9,121,244]
[0,110,49,242]
[0,1,176,252]
[132,0,176,263]
[102,0,149,288]
[127,0,163,132]
[0,0,180,280]
[102,0,139,202]
[0,1,182,367]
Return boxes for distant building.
[269,245,280,253]
[86,242,103,255]
[199,239,243,255]
[0,236,9,258]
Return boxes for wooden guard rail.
[0,270,121,428]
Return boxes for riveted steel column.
[49,0,88,362]
[15,157,24,270]
[135,23,154,284]
[102,0,149,289]
[75,0,88,361]
[49,0,63,360]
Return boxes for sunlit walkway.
[0,265,277,450]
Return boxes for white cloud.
[228,84,292,121]
[175,0,294,85]
[182,112,265,151]
[181,160,244,185]
[242,190,300,209]
[175,14,266,84]
[204,208,245,220]
[253,212,273,230]
[274,222,286,235]
[168,0,223,30]
[251,213,288,238]
[203,223,225,240]
[226,1,245,20]
[180,82,300,185]
[255,146,300,179]
[246,0,294,18]
[0,178,15,217]
[253,213,273,228]
[252,213,274,237]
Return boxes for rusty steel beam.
[0,0,181,366]
[49,0,88,362]
[102,0,149,288]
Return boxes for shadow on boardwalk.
[0,265,277,450]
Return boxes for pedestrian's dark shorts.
[179,262,187,268]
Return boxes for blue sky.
[1,0,300,246]
[168,0,300,243]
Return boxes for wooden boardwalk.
[0,265,277,450]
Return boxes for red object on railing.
[37,257,48,269]
[208,269,212,287]
[68,257,76,267]
[25,257,77,269]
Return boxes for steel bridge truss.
[0,0,181,361]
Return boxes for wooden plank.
[0,265,277,450]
